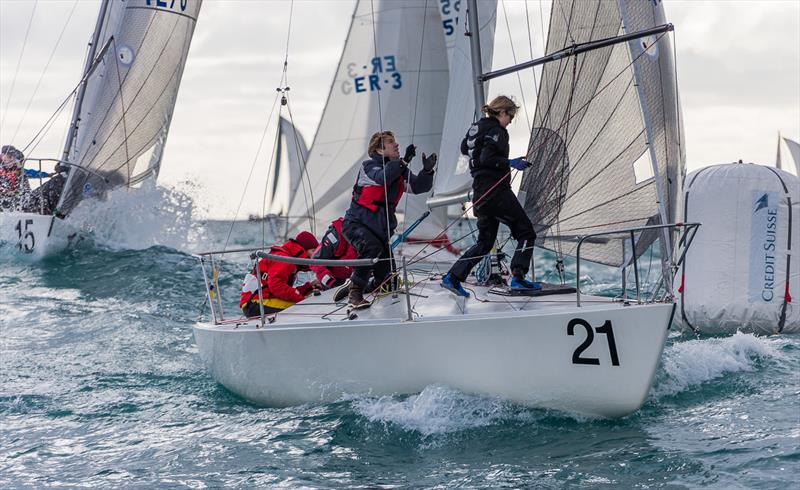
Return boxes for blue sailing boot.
[441,273,470,298]
[510,276,542,290]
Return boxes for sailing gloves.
[403,144,417,163]
[422,153,438,174]
[509,157,531,170]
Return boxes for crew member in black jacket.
[441,96,539,297]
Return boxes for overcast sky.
[1,0,798,219]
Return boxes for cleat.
[440,273,470,298]
[510,276,542,290]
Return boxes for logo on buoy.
[749,191,779,303]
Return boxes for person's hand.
[403,144,417,163]
[508,157,531,170]
[310,278,321,289]
[297,282,314,296]
[422,153,438,173]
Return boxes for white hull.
[194,283,673,418]
[0,212,79,259]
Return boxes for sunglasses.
[505,110,516,121]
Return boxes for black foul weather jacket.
[461,116,512,199]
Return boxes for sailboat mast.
[776,131,783,170]
[61,0,111,162]
[467,0,485,120]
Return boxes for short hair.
[481,95,519,118]
[367,131,395,157]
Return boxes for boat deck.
[210,276,634,330]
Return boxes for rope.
[11,0,79,143]
[0,0,38,139]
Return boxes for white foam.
[652,332,783,398]
[66,179,207,253]
[350,384,515,436]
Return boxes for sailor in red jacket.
[310,218,359,290]
[239,231,320,317]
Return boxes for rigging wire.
[11,0,79,144]
[1,0,39,139]
[399,0,429,242]
[500,0,531,132]
[222,93,282,252]
[368,0,393,248]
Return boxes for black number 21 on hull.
[568,318,621,366]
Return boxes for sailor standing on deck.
[441,96,539,298]
[342,131,437,308]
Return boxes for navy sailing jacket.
[461,116,511,189]
[344,154,434,241]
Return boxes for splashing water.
[350,385,521,436]
[651,332,782,399]
[66,180,207,253]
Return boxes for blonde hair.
[481,95,518,118]
[367,130,395,157]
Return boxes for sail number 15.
[567,318,620,366]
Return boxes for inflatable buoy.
[677,163,799,334]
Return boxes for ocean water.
[1,189,798,488]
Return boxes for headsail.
[782,137,800,175]
[265,115,310,216]
[431,0,497,201]
[518,0,684,270]
[57,0,202,216]
[287,0,449,238]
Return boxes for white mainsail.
[57,0,202,216]
[432,0,497,200]
[287,0,449,238]
[265,115,310,216]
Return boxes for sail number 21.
[567,319,620,366]
[145,0,188,12]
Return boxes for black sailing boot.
[348,284,371,309]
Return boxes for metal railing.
[195,221,701,326]
[575,222,700,307]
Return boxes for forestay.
[287,0,449,238]
[265,116,310,216]
[518,0,683,269]
[432,0,497,200]
[57,0,202,216]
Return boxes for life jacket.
[239,240,307,308]
[352,165,406,212]
[0,167,19,194]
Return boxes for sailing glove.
[403,144,417,163]
[509,157,531,170]
[422,153,438,173]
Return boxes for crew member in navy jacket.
[342,130,437,308]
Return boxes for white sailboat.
[0,0,202,259]
[193,0,693,418]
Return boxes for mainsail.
[265,115,310,216]
[287,0,450,238]
[519,0,684,269]
[57,0,202,216]
[432,0,497,200]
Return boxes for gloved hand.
[403,144,417,163]
[508,157,531,170]
[296,282,314,296]
[422,153,438,173]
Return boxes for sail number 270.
[145,0,188,12]
[567,319,620,366]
